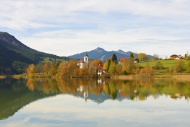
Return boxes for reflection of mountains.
[0,78,56,120]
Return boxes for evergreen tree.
[111,54,118,63]
[130,53,135,59]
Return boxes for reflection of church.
[77,52,88,69]
[77,85,88,101]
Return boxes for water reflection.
[26,78,190,102]
[1,78,190,127]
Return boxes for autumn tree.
[116,64,122,75]
[122,59,135,74]
[43,63,50,74]
[34,64,43,74]
[26,64,35,75]
[88,61,96,76]
[139,66,153,77]
[93,59,102,66]
[103,61,108,70]
[67,59,77,75]
[48,63,58,76]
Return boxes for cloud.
[0,0,190,57]
[19,26,190,57]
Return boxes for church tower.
[84,52,88,63]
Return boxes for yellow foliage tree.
[26,64,35,75]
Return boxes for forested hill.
[0,32,64,74]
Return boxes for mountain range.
[0,31,152,74]
[69,47,147,60]
[0,32,63,74]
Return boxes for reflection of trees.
[25,79,190,101]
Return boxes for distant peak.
[94,47,105,52]
[117,49,125,54]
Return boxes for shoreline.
[1,74,190,81]
[111,75,190,81]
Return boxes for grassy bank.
[138,59,188,68]
[111,74,190,81]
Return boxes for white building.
[77,53,89,69]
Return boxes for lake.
[0,78,190,127]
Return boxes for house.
[170,54,184,60]
[97,64,105,76]
[134,58,139,63]
[77,52,89,69]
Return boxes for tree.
[26,64,35,75]
[130,53,135,59]
[92,59,102,67]
[48,63,58,76]
[185,61,190,73]
[103,61,108,70]
[111,54,118,63]
[138,53,148,61]
[175,60,185,73]
[35,64,43,74]
[43,63,50,74]
[154,61,164,70]
[108,62,116,74]
[121,60,134,74]
[107,59,111,72]
[152,54,159,61]
[139,66,153,77]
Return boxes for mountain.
[69,47,137,60]
[0,32,64,74]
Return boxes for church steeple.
[84,52,88,63]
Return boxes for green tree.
[107,59,111,71]
[154,61,164,70]
[185,61,190,73]
[111,54,118,63]
[138,53,148,61]
[108,62,116,74]
[130,53,135,59]
[175,60,185,73]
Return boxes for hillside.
[0,32,64,74]
[69,47,152,60]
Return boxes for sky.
[0,0,190,58]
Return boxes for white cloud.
[0,0,190,57]
[19,27,190,57]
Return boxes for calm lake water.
[0,78,190,127]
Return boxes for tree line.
[26,53,190,78]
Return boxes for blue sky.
[0,0,190,58]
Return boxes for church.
[77,52,89,69]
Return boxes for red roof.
[98,64,104,71]
[120,57,128,62]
